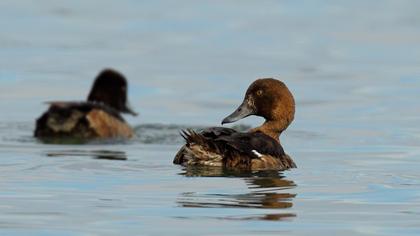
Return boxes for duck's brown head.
[87,69,138,116]
[222,78,295,133]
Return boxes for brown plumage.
[34,69,137,141]
[174,78,296,171]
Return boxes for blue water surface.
[1,1,420,235]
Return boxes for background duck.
[174,78,296,171]
[34,69,137,141]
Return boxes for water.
[1,1,420,235]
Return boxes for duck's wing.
[45,101,123,120]
[215,131,295,170]
[174,128,296,170]
[216,131,285,157]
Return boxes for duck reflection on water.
[177,167,296,221]
[45,149,127,161]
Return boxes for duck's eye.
[256,90,263,96]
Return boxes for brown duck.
[34,69,137,140]
[174,78,296,171]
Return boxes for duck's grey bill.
[221,100,254,125]
[123,103,138,116]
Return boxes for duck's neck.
[251,120,288,143]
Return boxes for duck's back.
[174,127,296,170]
[34,102,134,139]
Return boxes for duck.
[173,78,296,171]
[34,69,138,140]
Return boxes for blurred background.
[1,1,420,235]
[2,0,420,127]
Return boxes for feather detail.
[173,128,296,171]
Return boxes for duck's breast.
[86,109,134,138]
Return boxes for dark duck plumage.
[34,69,138,140]
[174,78,296,171]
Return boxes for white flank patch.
[252,150,263,158]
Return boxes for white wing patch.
[252,150,263,158]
